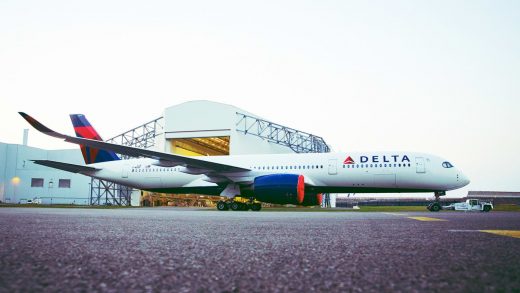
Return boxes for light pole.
[48,179,53,204]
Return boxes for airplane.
[19,112,470,212]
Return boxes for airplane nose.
[458,172,470,187]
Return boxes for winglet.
[18,112,66,139]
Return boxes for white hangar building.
[0,100,330,206]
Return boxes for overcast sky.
[1,0,519,195]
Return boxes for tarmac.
[0,207,519,292]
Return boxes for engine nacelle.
[253,174,305,205]
[301,193,323,206]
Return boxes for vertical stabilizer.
[70,114,120,164]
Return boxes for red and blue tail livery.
[70,114,120,164]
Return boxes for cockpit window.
[442,161,454,168]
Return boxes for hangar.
[1,100,331,206]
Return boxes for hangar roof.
[163,100,262,135]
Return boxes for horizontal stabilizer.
[32,160,100,174]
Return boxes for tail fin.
[70,114,120,164]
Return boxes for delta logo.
[343,154,411,164]
[344,156,355,164]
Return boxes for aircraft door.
[416,157,426,173]
[328,159,338,175]
[122,165,130,178]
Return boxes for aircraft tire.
[430,202,441,212]
[217,201,229,211]
[251,203,262,211]
[230,202,240,211]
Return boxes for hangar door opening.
[142,136,230,207]
[170,137,230,156]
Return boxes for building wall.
[229,131,294,155]
[0,143,8,199]
[0,142,91,204]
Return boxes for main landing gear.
[427,191,446,212]
[216,197,262,211]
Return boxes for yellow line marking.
[407,216,447,222]
[479,230,520,239]
[383,213,408,216]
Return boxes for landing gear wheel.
[428,202,441,212]
[251,203,262,211]
[217,201,229,211]
[230,202,240,211]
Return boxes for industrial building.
[1,100,331,206]
[0,142,91,204]
[466,191,520,205]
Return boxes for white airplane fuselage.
[84,151,470,196]
[18,112,471,208]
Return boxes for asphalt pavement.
[0,207,519,292]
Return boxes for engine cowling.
[253,174,305,205]
[301,193,323,206]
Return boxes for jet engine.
[253,174,305,205]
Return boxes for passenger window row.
[132,167,182,173]
[252,165,324,170]
[343,163,411,169]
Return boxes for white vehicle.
[20,112,471,211]
[443,199,493,212]
[19,198,41,204]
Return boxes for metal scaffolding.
[90,117,164,206]
[235,112,330,153]
[89,179,134,206]
[106,117,164,158]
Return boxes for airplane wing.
[19,112,250,174]
[32,160,100,174]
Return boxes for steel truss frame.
[89,178,134,206]
[235,112,330,153]
[90,117,164,206]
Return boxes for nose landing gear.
[427,191,446,212]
